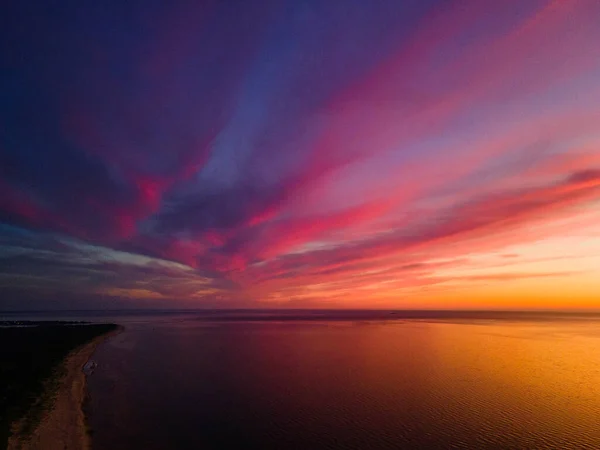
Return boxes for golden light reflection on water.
[417,321,600,444]
[349,320,600,447]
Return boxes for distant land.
[3,309,600,322]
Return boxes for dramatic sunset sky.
[1,0,599,310]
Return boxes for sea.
[4,310,600,449]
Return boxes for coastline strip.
[7,327,122,450]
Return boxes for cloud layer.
[2,0,600,309]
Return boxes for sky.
[1,0,600,310]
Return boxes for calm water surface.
[86,316,600,449]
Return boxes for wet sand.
[8,328,121,450]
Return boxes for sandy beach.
[7,328,121,450]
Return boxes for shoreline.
[7,326,123,450]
